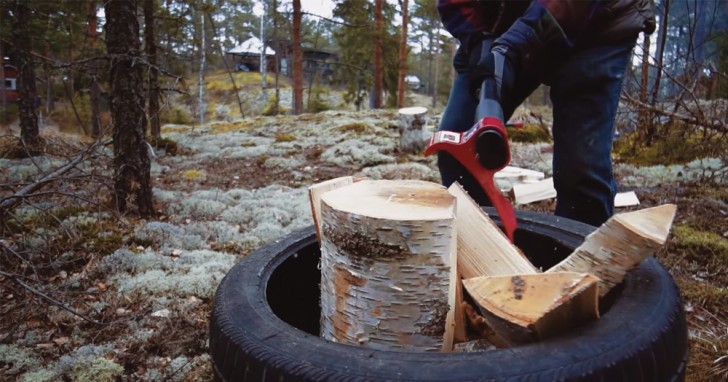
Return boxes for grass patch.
[182,169,206,181]
[337,122,373,134]
[262,93,281,116]
[160,106,194,125]
[275,132,296,142]
[676,278,728,382]
[206,71,263,93]
[671,225,728,264]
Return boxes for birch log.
[547,204,677,296]
[319,179,459,351]
[398,106,428,153]
[463,272,599,346]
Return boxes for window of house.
[2,79,15,90]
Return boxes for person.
[436,0,655,227]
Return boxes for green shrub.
[614,122,728,166]
[0,102,19,125]
[307,87,331,113]
[261,93,280,116]
[507,124,552,143]
[160,106,193,125]
[148,136,180,156]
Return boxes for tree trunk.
[638,34,653,146]
[87,0,102,137]
[432,37,440,109]
[260,1,267,89]
[13,1,40,152]
[292,0,303,114]
[198,13,206,125]
[319,179,458,352]
[650,0,670,107]
[106,0,154,216]
[0,40,7,126]
[144,0,160,138]
[373,0,384,109]
[396,0,409,108]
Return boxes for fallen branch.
[0,139,107,216]
[621,95,728,133]
[0,269,102,325]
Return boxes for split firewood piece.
[448,182,537,279]
[308,176,361,243]
[462,272,600,346]
[547,204,677,296]
[319,179,461,352]
[512,177,556,205]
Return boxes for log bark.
[319,179,458,351]
[463,272,599,346]
[548,204,677,296]
[398,106,429,153]
[448,182,537,279]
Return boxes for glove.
[492,1,571,80]
[466,34,516,102]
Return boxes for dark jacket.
[437,0,655,46]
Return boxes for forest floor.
[1,100,727,380]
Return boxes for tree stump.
[319,179,458,351]
[398,106,429,153]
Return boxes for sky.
[301,0,336,19]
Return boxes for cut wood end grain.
[463,272,599,346]
[613,203,677,244]
[321,179,454,221]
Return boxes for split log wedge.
[308,176,357,243]
[462,272,600,346]
[548,204,677,296]
[448,182,537,279]
[319,179,460,352]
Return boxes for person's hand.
[467,38,516,102]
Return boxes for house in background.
[274,42,338,83]
[227,37,276,73]
[1,64,18,102]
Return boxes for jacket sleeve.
[537,0,601,43]
[492,0,602,77]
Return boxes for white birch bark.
[398,106,429,153]
[548,204,677,296]
[319,179,456,351]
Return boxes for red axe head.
[425,117,516,242]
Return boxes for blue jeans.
[438,40,635,227]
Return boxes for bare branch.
[0,269,103,325]
[621,94,728,134]
[0,139,110,216]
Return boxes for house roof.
[228,37,275,56]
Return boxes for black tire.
[210,210,688,381]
